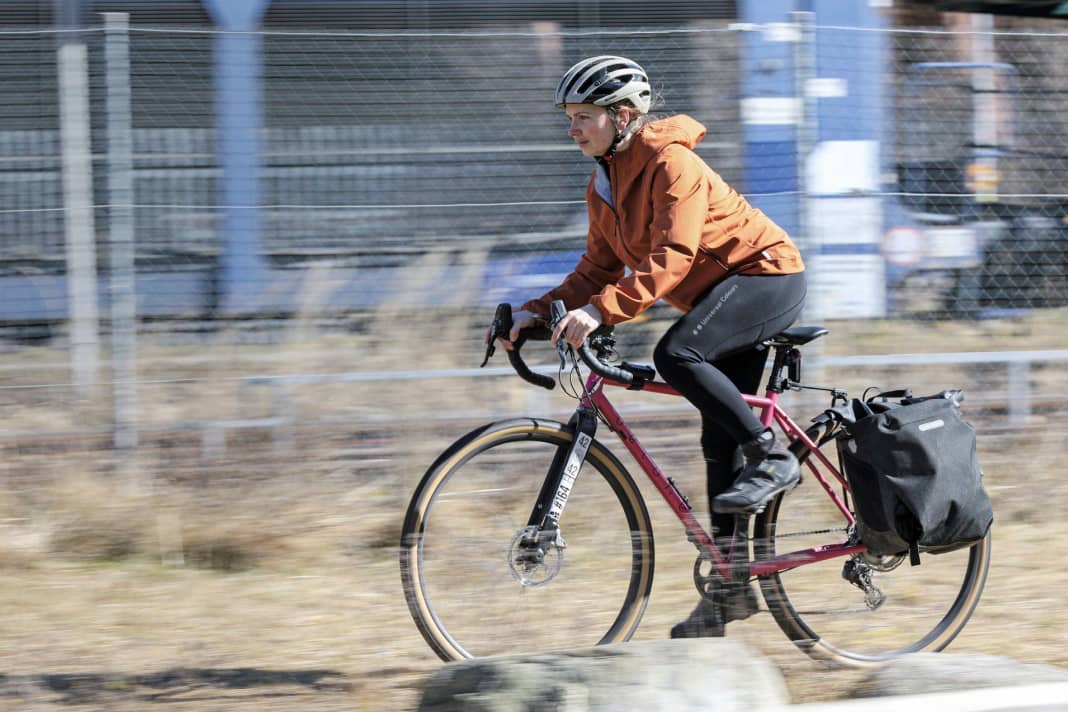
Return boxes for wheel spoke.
[400,422,654,660]
[754,423,990,665]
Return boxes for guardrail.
[818,349,1068,427]
[4,350,1063,458]
[243,349,1068,432]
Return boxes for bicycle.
[399,300,991,667]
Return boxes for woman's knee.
[653,329,698,376]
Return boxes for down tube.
[586,384,720,561]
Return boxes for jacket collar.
[602,114,707,195]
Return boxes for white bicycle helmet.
[555,55,652,114]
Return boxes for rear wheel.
[400,418,655,660]
[753,421,991,667]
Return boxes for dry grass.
[2,308,1068,710]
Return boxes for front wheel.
[753,421,991,667]
[400,418,655,660]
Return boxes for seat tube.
[760,391,779,429]
[525,406,599,530]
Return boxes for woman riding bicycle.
[493,55,807,638]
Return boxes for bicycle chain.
[769,526,849,539]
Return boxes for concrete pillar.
[202,0,272,314]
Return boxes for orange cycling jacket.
[522,114,804,326]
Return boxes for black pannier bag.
[834,389,993,565]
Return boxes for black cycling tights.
[653,272,807,542]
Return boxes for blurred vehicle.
[883,60,1068,318]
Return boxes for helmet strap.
[596,107,635,167]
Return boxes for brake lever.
[556,338,569,369]
[549,300,570,369]
[481,303,514,368]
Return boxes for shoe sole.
[711,477,801,515]
[670,625,725,638]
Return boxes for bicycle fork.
[511,407,599,580]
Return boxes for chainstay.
[767,526,849,539]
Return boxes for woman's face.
[564,103,621,158]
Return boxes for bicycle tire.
[753,421,991,667]
[400,418,655,661]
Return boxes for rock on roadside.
[851,653,1068,698]
[417,638,789,712]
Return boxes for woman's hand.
[552,305,603,349]
[484,308,543,352]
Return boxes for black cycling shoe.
[712,430,800,514]
[669,583,760,638]
[670,596,724,638]
[720,581,761,623]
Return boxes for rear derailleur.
[842,555,886,610]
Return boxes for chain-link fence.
[5,9,1068,705]
[1,10,1067,465]
[887,24,1068,316]
[0,21,746,307]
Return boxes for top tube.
[587,370,782,429]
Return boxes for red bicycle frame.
[580,371,866,580]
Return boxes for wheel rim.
[755,425,990,666]
[401,424,653,659]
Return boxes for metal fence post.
[792,10,817,268]
[791,10,827,413]
[104,12,138,454]
[1007,360,1031,427]
[56,6,100,399]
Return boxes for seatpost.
[766,344,792,394]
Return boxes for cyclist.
[492,55,807,637]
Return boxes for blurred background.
[1,1,1067,710]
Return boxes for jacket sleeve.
[520,207,625,318]
[590,145,709,325]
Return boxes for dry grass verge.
[2,308,1067,710]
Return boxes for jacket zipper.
[609,162,623,243]
[699,246,729,272]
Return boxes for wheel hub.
[508,525,565,587]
